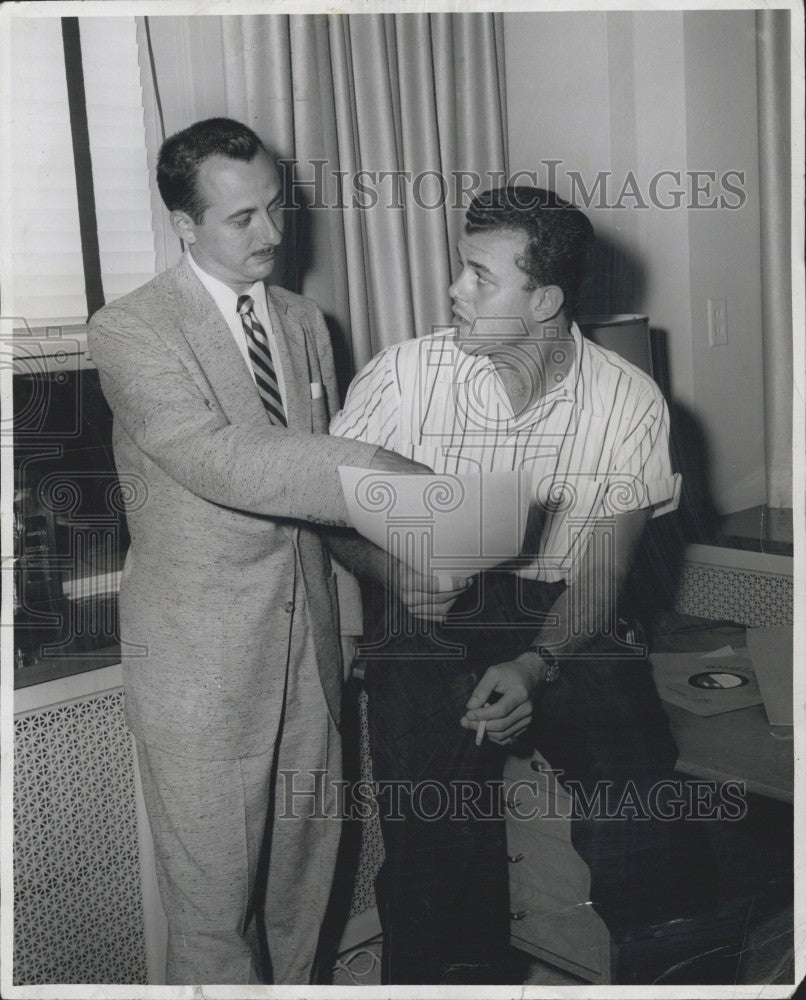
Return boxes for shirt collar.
[450,322,583,413]
[187,251,266,317]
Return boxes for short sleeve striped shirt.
[330,324,681,583]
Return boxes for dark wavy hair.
[157,118,265,223]
[465,186,593,322]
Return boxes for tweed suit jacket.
[87,256,379,759]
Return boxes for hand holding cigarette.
[461,656,545,744]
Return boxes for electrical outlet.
[707,298,728,347]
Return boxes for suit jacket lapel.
[170,256,316,436]
[171,257,268,427]
[267,287,311,432]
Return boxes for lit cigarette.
[475,702,491,746]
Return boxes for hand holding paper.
[393,560,470,620]
[367,450,433,476]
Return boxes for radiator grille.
[14,690,147,984]
[347,688,385,920]
[675,563,793,627]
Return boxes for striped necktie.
[237,294,287,427]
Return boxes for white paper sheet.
[339,466,533,586]
[745,626,794,726]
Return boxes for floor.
[331,901,795,988]
[330,935,581,987]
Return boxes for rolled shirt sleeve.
[602,387,681,519]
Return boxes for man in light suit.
[87,117,434,985]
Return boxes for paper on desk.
[745,626,793,726]
[651,647,763,716]
[700,644,737,659]
[339,466,532,586]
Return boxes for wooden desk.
[507,614,794,982]
[664,702,793,803]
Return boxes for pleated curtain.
[137,13,507,387]
[755,10,793,509]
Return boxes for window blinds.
[9,17,156,328]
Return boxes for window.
[4,14,154,685]
[8,15,156,329]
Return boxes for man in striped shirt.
[329,187,684,984]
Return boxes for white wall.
[503,10,766,516]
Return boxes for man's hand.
[393,561,471,620]
[460,652,548,744]
[369,448,432,475]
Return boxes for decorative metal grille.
[675,563,793,627]
[14,690,147,984]
[347,689,385,920]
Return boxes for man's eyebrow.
[225,205,255,221]
[464,256,494,276]
[224,193,282,222]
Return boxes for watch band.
[530,644,560,685]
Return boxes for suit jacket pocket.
[311,393,330,434]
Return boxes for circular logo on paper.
[688,670,749,689]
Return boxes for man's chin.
[249,255,277,278]
[452,324,477,353]
[453,329,489,356]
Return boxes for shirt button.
[284,601,295,614]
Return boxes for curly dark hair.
[156,118,265,224]
[465,186,593,322]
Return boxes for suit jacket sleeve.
[88,302,379,527]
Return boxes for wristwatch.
[529,645,561,685]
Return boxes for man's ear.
[530,285,564,322]
[170,210,196,244]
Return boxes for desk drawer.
[507,822,592,899]
[510,885,611,981]
[503,763,573,843]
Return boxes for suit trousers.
[533,654,702,933]
[134,604,342,985]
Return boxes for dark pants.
[533,654,688,931]
[363,573,560,984]
[368,658,511,984]
[362,572,684,983]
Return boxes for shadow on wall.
[579,235,721,629]
[578,234,648,319]
[628,330,721,632]
[270,157,359,401]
